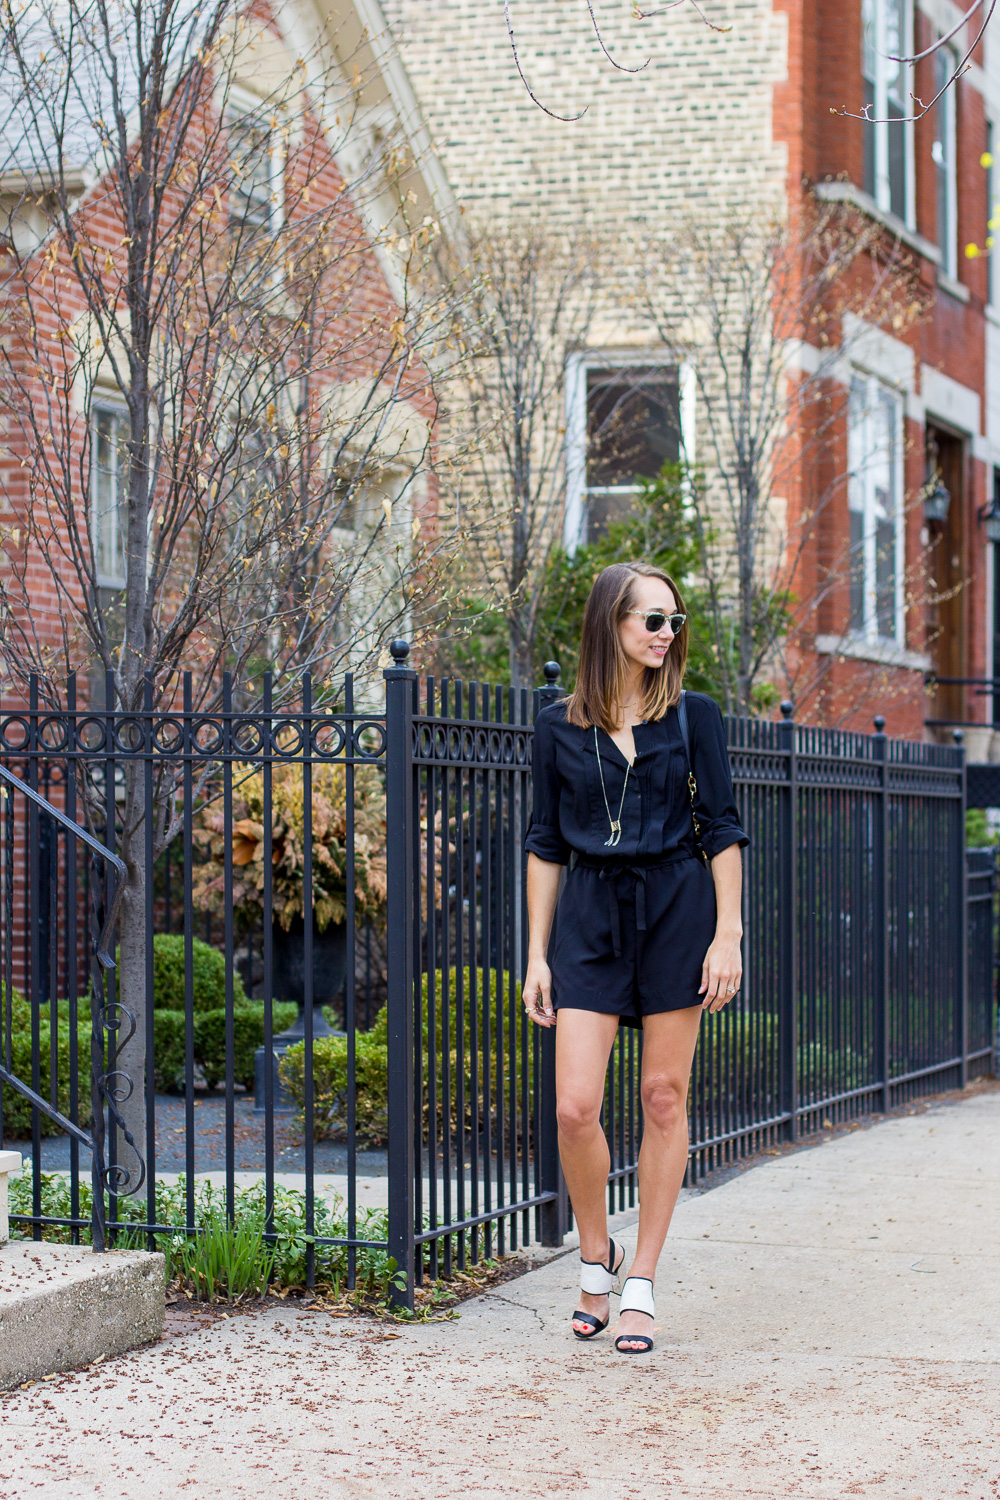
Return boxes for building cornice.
[814,180,942,266]
[815,634,932,673]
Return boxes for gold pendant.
[604,822,622,847]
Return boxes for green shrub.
[279,1025,391,1144]
[4,987,31,1031]
[150,1001,298,1093]
[280,969,531,1146]
[128,933,247,1013]
[0,1022,93,1139]
[194,1002,298,1090]
[151,1009,188,1093]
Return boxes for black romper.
[525,694,749,1026]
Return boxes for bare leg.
[554,1008,620,1333]
[615,1005,702,1350]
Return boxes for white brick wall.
[380,0,788,232]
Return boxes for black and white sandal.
[571,1238,625,1340]
[614,1277,655,1354]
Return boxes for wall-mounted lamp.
[923,475,952,525]
[978,494,1000,543]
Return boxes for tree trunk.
[112,765,147,1191]
[508,609,534,693]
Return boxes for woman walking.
[522,562,748,1354]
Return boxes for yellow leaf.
[382,497,392,525]
[982,151,994,169]
[965,242,980,258]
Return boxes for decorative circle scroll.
[0,717,30,753]
[151,717,184,755]
[75,717,106,751]
[353,721,386,759]
[271,721,305,758]
[309,721,345,758]
[232,718,265,757]
[192,719,224,756]
[38,716,70,753]
[113,717,145,753]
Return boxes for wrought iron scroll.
[0,761,130,1252]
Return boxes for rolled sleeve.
[690,695,749,860]
[525,709,571,865]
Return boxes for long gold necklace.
[595,725,630,847]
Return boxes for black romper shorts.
[525,694,749,1028]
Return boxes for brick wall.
[379,0,997,739]
[381,0,789,226]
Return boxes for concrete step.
[0,1155,165,1390]
[0,1150,19,1243]
[0,1240,165,1390]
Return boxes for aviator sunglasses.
[625,608,686,634]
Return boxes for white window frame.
[847,371,906,647]
[933,45,958,280]
[988,121,999,307]
[226,84,285,241]
[862,0,915,229]
[91,403,128,590]
[564,352,696,553]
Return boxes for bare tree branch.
[842,0,994,124]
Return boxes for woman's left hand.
[699,933,743,1013]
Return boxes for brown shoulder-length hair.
[565,561,688,731]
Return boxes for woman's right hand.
[522,957,556,1028]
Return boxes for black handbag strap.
[677,689,691,770]
[676,690,707,863]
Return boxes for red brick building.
[0,1,450,704]
[773,0,998,745]
[379,0,1000,743]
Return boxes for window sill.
[984,303,1000,328]
[814,633,931,672]
[813,181,941,267]
[937,272,970,304]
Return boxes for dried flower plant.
[192,762,387,933]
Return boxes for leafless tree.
[434,220,601,691]
[640,200,929,717]
[504,0,729,120]
[0,0,458,1158]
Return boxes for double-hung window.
[227,93,282,241]
[933,47,958,279]
[862,0,913,225]
[564,357,687,549]
[847,373,904,645]
[92,407,128,590]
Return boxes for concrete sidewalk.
[1,1088,998,1499]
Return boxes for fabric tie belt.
[575,852,695,960]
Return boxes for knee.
[556,1093,602,1140]
[641,1074,686,1135]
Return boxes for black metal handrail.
[0,760,133,1251]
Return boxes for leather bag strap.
[677,690,707,864]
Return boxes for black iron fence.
[0,653,996,1307]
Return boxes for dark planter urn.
[272,914,347,1044]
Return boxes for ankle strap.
[619,1277,654,1318]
